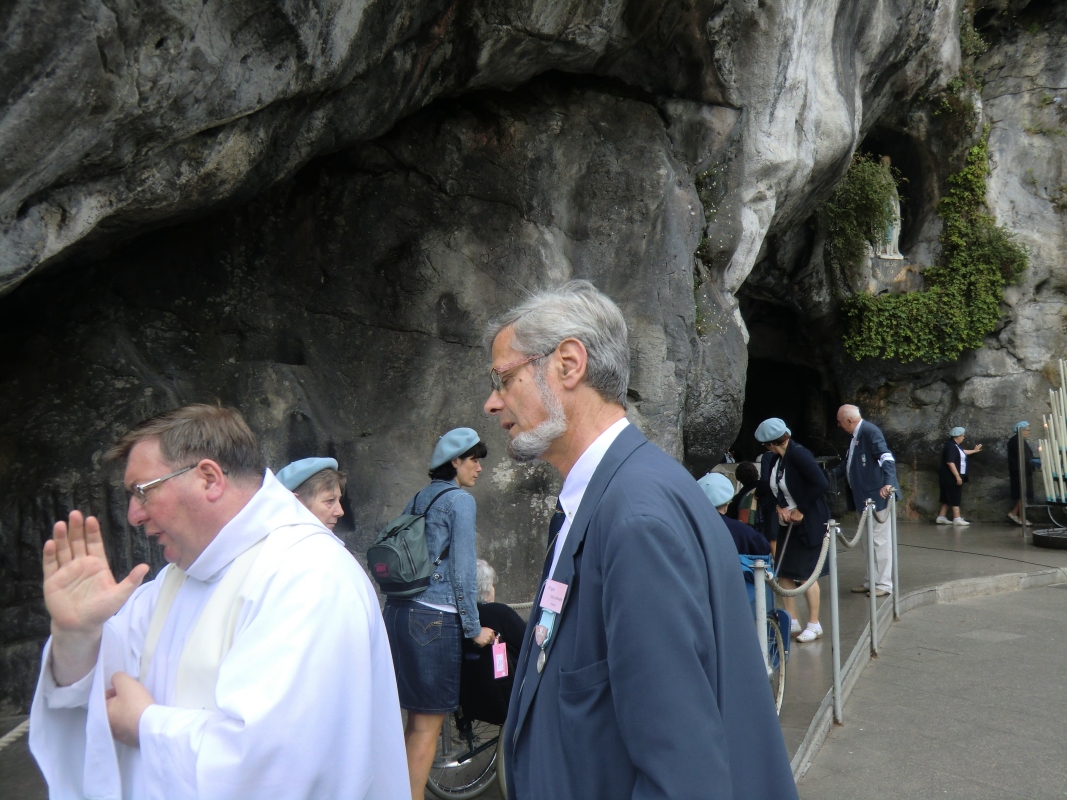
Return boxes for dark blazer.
[939,439,967,486]
[833,419,900,512]
[768,441,830,547]
[721,513,772,555]
[504,425,797,800]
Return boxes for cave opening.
[734,297,843,465]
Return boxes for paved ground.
[6,516,1067,798]
[798,584,1067,799]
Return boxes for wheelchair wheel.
[426,712,500,799]
[766,615,786,715]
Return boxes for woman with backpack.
[382,427,495,800]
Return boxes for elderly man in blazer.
[483,280,796,800]
[833,404,900,596]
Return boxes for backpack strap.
[413,485,461,565]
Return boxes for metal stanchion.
[890,494,900,621]
[754,559,769,673]
[1018,428,1028,540]
[827,519,843,724]
[866,499,879,656]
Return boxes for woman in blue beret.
[276,457,347,530]
[754,418,830,644]
[937,427,982,526]
[382,427,495,800]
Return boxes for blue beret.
[276,457,338,491]
[949,426,965,437]
[698,472,736,508]
[430,428,482,469]
[1015,421,1030,431]
[754,418,791,443]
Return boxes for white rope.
[0,719,29,754]
[767,529,831,597]
[509,601,533,613]
[836,503,870,549]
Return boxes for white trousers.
[863,507,894,592]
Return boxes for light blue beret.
[754,418,791,443]
[430,428,482,469]
[698,472,736,508]
[949,426,965,437]
[1015,421,1030,431]
[276,457,338,490]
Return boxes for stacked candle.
[1038,359,1067,502]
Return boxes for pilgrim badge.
[534,625,548,647]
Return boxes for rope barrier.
[766,530,831,597]
[836,502,870,549]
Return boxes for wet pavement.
[5,516,1067,799]
[797,583,1067,798]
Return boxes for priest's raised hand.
[43,510,149,687]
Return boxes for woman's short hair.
[294,469,347,501]
[106,403,265,481]
[476,558,497,602]
[483,279,630,407]
[428,440,488,481]
[736,461,759,485]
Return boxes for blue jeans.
[383,600,462,713]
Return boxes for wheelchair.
[427,709,505,799]
[739,554,790,714]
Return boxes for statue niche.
[874,155,904,260]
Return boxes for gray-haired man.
[483,280,796,800]
[834,404,900,596]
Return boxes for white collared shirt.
[549,417,630,579]
[846,418,864,473]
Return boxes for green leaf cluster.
[841,132,1028,363]
[821,154,899,275]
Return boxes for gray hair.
[476,558,497,602]
[484,280,629,407]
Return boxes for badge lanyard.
[534,579,568,673]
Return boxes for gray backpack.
[367,486,459,597]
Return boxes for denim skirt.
[383,599,463,714]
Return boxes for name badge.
[541,579,568,613]
[492,641,508,679]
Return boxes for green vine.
[821,154,900,275]
[841,131,1028,363]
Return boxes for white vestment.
[29,470,409,800]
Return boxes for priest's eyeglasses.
[129,465,195,504]
[489,353,547,393]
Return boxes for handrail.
[836,502,870,549]
[766,531,831,597]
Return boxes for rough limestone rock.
[0,0,964,712]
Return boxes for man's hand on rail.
[879,484,895,499]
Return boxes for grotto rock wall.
[0,0,964,712]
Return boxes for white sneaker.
[953,517,970,526]
[1007,513,1021,525]
[797,623,823,643]
[936,516,951,524]
[790,618,802,636]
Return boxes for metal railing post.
[890,494,900,621]
[866,499,879,656]
[1018,428,1028,540]
[827,520,842,724]
[753,559,769,673]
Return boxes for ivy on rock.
[836,131,1027,363]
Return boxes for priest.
[29,404,408,799]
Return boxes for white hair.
[484,279,629,407]
[839,404,862,420]
[476,559,497,602]
[506,366,569,462]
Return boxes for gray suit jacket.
[504,424,797,800]
[834,420,900,512]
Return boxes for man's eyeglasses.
[129,465,195,505]
[489,353,546,393]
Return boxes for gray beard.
[506,369,568,463]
